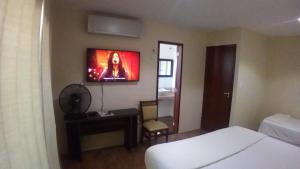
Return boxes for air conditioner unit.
[87,15,143,38]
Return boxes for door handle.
[224,92,230,98]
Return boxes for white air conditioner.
[87,15,143,38]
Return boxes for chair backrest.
[140,100,158,122]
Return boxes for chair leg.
[148,133,152,146]
[154,132,158,145]
[140,128,144,143]
[166,130,169,142]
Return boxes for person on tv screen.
[100,52,128,81]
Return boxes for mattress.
[203,137,300,169]
[145,126,300,169]
[259,113,300,146]
[145,126,265,169]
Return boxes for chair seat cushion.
[143,120,169,132]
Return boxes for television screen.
[87,48,140,82]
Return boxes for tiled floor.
[61,129,205,169]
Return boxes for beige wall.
[51,7,207,153]
[265,36,300,118]
[207,29,243,129]
[50,5,300,154]
[207,29,300,129]
[233,29,268,129]
[207,28,268,130]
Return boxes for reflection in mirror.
[159,59,173,77]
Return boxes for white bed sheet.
[204,137,300,169]
[145,126,265,169]
[259,113,300,146]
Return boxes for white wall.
[51,7,206,153]
[158,99,174,117]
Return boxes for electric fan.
[59,84,91,120]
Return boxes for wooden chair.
[140,100,169,145]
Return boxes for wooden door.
[201,44,236,131]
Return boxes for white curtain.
[0,0,60,169]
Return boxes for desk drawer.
[79,119,127,135]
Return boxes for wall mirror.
[159,59,173,77]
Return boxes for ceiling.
[53,0,300,36]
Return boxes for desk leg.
[66,123,81,161]
[125,116,137,150]
[124,118,130,150]
[132,116,137,147]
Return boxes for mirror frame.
[158,59,174,77]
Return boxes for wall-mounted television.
[87,48,140,82]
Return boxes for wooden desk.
[65,108,138,160]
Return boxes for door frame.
[156,41,183,133]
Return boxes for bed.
[259,113,300,147]
[145,126,300,169]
